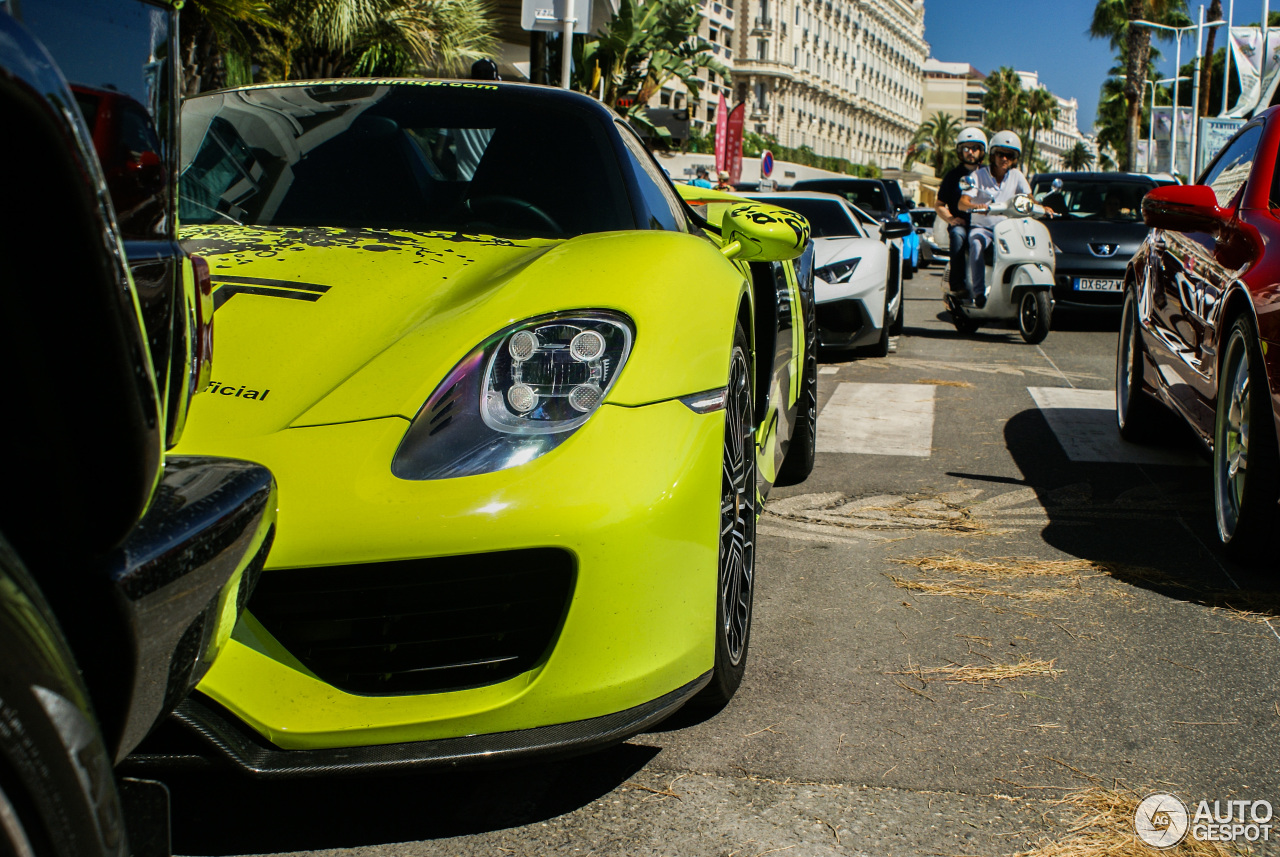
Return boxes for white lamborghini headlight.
[816,259,861,284]
[392,311,634,480]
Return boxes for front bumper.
[1052,258,1128,308]
[127,674,708,777]
[164,400,723,758]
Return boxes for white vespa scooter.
[939,178,1058,344]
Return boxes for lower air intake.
[249,549,575,695]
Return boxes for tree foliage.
[905,112,960,175]
[1088,0,1190,170]
[574,0,726,132]
[181,0,496,94]
[1063,141,1097,170]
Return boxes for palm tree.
[1063,141,1097,171]
[579,0,726,130]
[1022,87,1060,169]
[905,112,961,175]
[1089,0,1190,170]
[983,66,1026,133]
[272,0,496,80]
[181,0,278,95]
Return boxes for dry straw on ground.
[916,377,974,388]
[889,656,1061,685]
[888,554,1280,625]
[886,555,1096,604]
[1015,787,1250,856]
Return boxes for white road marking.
[817,383,935,457]
[1027,387,1200,466]
[819,366,839,375]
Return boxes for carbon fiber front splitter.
[123,672,711,778]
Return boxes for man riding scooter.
[935,127,986,299]
[958,130,1044,308]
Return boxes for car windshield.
[1031,178,1153,223]
[794,181,886,215]
[748,197,862,239]
[179,83,634,238]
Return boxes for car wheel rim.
[1217,339,1251,535]
[1020,292,1037,333]
[720,348,755,666]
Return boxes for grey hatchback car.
[1031,172,1159,310]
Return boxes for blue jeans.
[968,227,994,300]
[947,224,967,290]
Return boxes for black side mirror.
[880,220,913,240]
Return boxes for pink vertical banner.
[726,103,745,182]
[715,93,729,173]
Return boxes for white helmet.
[989,130,1022,156]
[957,127,987,151]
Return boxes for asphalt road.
[164,267,1280,857]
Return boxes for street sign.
[761,150,774,179]
[522,0,592,34]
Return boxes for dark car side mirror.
[880,220,913,240]
[1143,185,1228,232]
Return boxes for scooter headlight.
[1012,194,1035,215]
[392,311,634,480]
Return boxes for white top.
[963,166,1031,230]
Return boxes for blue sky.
[923,2,1121,134]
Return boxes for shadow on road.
[163,742,660,855]
[958,408,1280,610]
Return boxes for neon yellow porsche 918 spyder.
[142,80,817,775]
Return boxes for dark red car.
[1117,109,1280,562]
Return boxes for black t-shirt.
[938,165,975,227]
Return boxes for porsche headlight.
[816,259,860,284]
[392,312,634,480]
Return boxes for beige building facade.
[921,57,985,128]
[701,0,927,169]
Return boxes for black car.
[791,177,917,277]
[1031,171,1160,310]
[1,2,276,854]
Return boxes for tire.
[691,324,756,709]
[0,537,126,857]
[1213,315,1280,563]
[1116,287,1160,442]
[888,267,905,336]
[778,299,817,487]
[861,285,892,358]
[1018,289,1051,344]
[946,294,980,334]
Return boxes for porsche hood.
[182,225,559,439]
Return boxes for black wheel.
[1213,315,1280,563]
[0,536,126,857]
[1018,290,1051,344]
[861,284,892,358]
[888,267,904,336]
[1116,287,1160,442]
[777,311,817,486]
[945,294,980,334]
[691,324,756,708]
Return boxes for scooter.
[940,182,1057,344]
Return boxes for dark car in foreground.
[1117,112,1280,563]
[1031,171,1159,310]
[1,2,276,854]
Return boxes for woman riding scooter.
[958,130,1034,308]
[940,130,1059,343]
